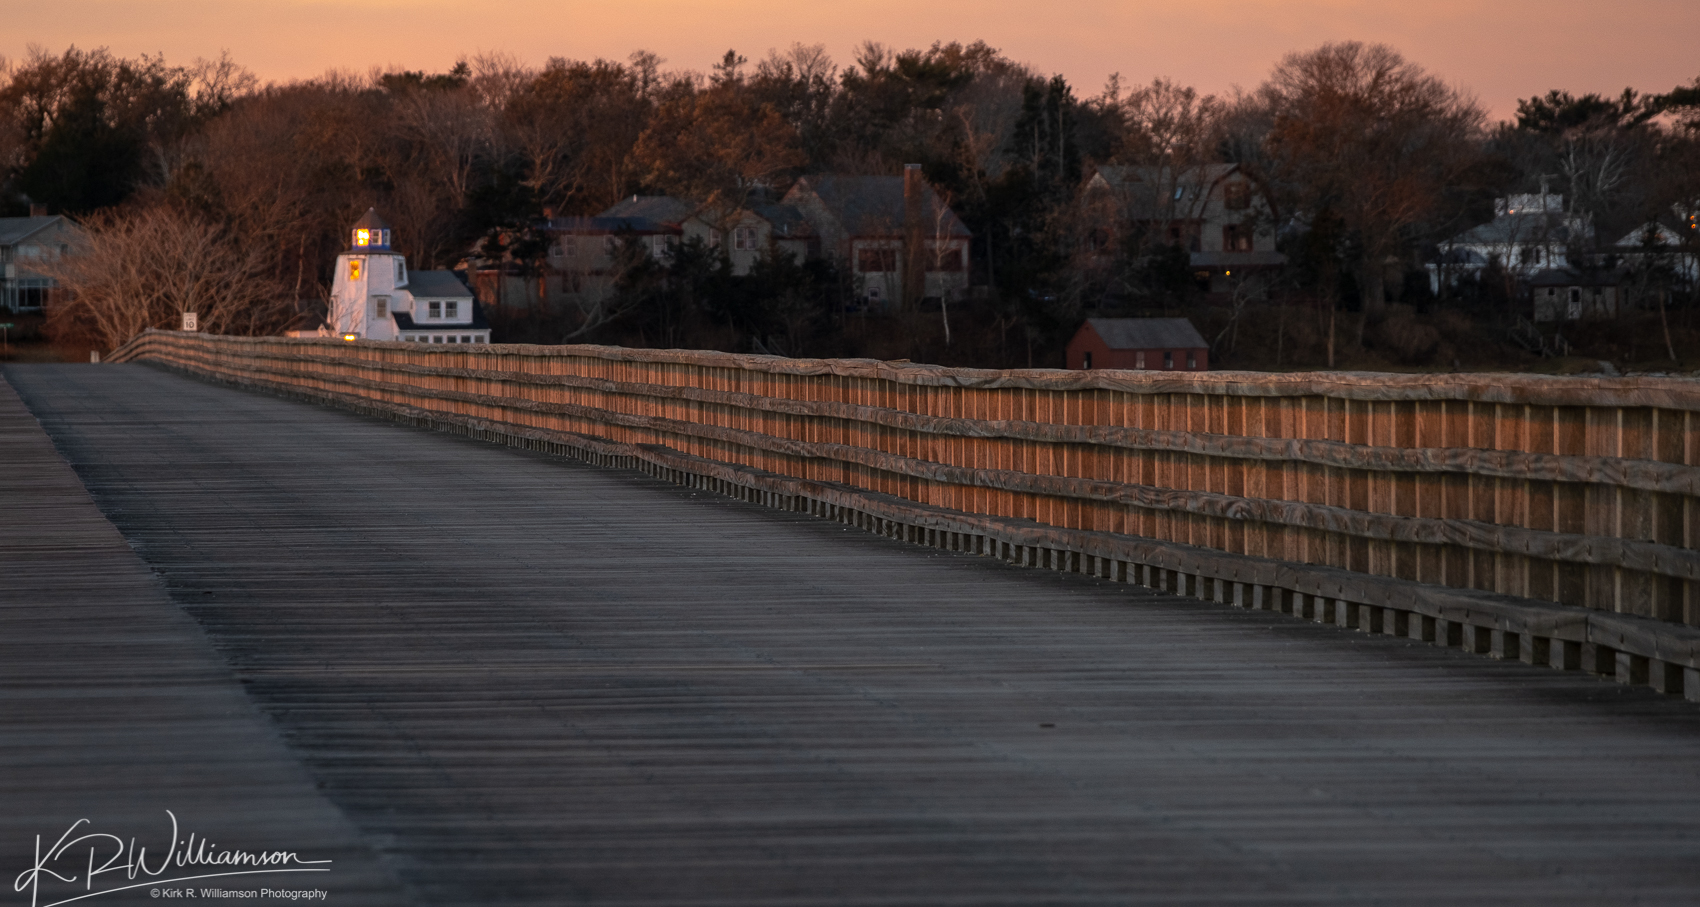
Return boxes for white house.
[0,212,79,312]
[1614,214,1699,285]
[1429,190,1590,292]
[325,209,487,344]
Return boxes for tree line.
[5,41,1698,366]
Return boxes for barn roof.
[1084,317,1207,350]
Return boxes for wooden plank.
[0,369,407,906]
[16,362,1700,904]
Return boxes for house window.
[1187,351,1197,369]
[1164,351,1174,370]
[445,301,459,319]
[428,301,441,318]
[1223,224,1252,252]
[926,246,964,272]
[1136,351,1146,369]
[857,248,898,272]
[1083,351,1093,369]
[432,335,444,343]
[709,230,721,248]
[461,335,472,343]
[374,297,388,318]
[1223,181,1251,210]
[734,226,757,251]
[562,237,577,256]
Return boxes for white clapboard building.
[327,209,488,344]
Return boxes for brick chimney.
[902,164,926,311]
[29,204,47,217]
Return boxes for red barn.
[1066,318,1209,371]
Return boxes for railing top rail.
[112,329,1700,410]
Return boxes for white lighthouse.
[328,209,488,344]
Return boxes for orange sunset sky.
[5,0,1696,120]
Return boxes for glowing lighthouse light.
[356,228,371,247]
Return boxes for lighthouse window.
[395,259,405,282]
[428,301,441,318]
[445,301,459,318]
[349,260,362,281]
[374,297,388,318]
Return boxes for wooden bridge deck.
[8,362,1700,906]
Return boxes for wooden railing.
[112,330,1700,695]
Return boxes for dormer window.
[446,301,459,319]
[428,301,441,318]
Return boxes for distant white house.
[1429,190,1591,292]
[315,209,487,344]
[0,212,79,312]
[1614,211,1699,285]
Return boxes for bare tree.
[41,205,295,351]
[1258,42,1485,321]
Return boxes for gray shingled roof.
[0,215,67,246]
[795,176,970,238]
[546,215,679,235]
[406,270,472,299]
[599,196,694,224]
[393,303,489,331]
[1085,317,1207,350]
[1448,212,1584,246]
[352,208,391,231]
